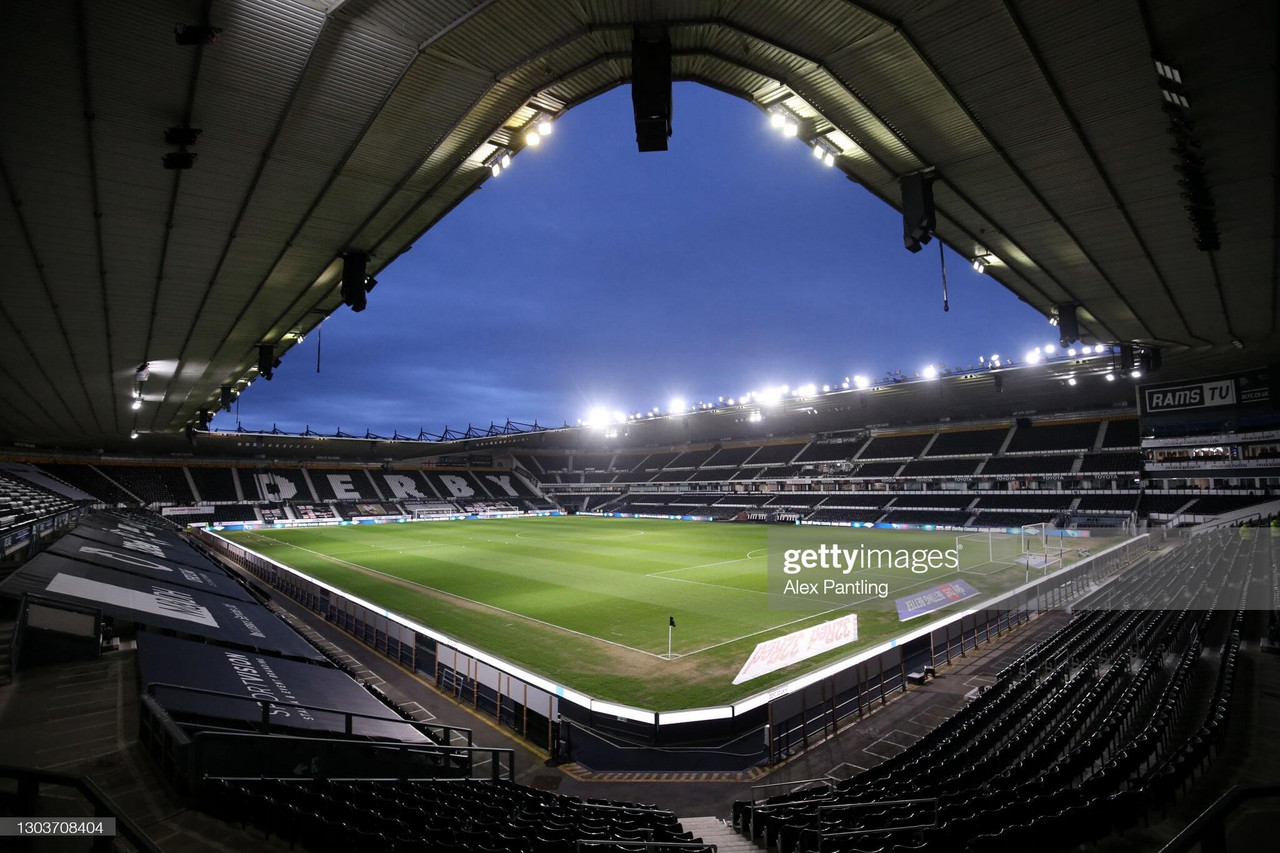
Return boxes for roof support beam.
[1000,0,1210,348]
[74,0,118,435]
[0,157,101,435]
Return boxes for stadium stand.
[899,458,981,477]
[0,471,86,527]
[36,463,137,505]
[571,453,613,469]
[731,532,1255,853]
[667,448,717,468]
[1005,420,1101,453]
[974,493,1072,510]
[206,778,700,853]
[748,443,806,465]
[859,432,932,459]
[98,464,195,504]
[795,441,860,463]
[851,461,904,478]
[889,494,973,509]
[703,445,759,467]
[1102,418,1141,448]
[187,466,241,502]
[981,455,1076,475]
[1081,452,1144,473]
[924,426,1008,456]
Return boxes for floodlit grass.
[224,516,1102,709]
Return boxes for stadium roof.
[1,0,1275,448]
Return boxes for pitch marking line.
[235,534,669,660]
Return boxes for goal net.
[1020,522,1066,570]
[955,531,1022,575]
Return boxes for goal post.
[955,530,1021,575]
[1021,521,1066,567]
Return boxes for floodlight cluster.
[576,342,1139,430]
[485,116,554,178]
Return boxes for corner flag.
[669,616,676,628]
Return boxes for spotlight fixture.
[135,363,150,382]
[1067,377,1077,386]
[130,429,139,440]
[537,118,553,136]
[525,130,541,146]
[130,398,142,411]
[1105,373,1115,382]
[174,23,221,45]
[971,253,994,274]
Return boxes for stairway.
[0,620,15,685]
[680,816,763,852]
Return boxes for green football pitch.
[223,516,1100,709]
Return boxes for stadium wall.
[189,529,1150,771]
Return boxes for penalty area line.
[234,537,669,660]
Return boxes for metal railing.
[144,681,471,745]
[575,842,714,853]
[1159,783,1280,853]
[0,764,162,852]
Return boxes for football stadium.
[1,2,1278,852]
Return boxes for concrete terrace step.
[680,816,765,852]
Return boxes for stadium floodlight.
[1025,350,1042,364]
[669,397,685,414]
[1105,373,1115,381]
[798,383,817,396]
[748,411,763,422]
[822,384,830,392]
[490,163,501,177]
[853,375,869,389]
[586,407,608,428]
[1044,343,1055,354]
[130,429,139,439]
[1067,347,1077,356]
[812,144,824,160]
[1131,370,1142,379]
[782,119,798,137]
[824,152,835,167]
[537,118,553,136]
[972,258,986,274]
[1067,377,1077,386]
[922,365,938,379]
[758,387,782,405]
[1095,344,1107,354]
[130,398,142,410]
[525,130,541,146]
[769,112,785,129]
[500,153,511,168]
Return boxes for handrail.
[191,730,516,781]
[0,763,162,853]
[751,777,833,801]
[575,843,713,852]
[145,680,470,745]
[1158,783,1280,853]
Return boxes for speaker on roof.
[1054,304,1080,347]
[1119,344,1136,374]
[1141,347,1162,373]
[631,27,672,152]
[901,173,935,253]
[342,252,369,312]
[258,344,276,381]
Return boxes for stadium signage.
[1139,368,1271,415]
[733,614,859,684]
[894,579,980,621]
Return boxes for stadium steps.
[996,422,1017,455]
[918,431,940,456]
[298,468,321,502]
[1094,420,1109,451]
[0,619,14,684]
[182,467,201,502]
[1070,454,1085,475]
[680,816,763,852]
[90,464,142,505]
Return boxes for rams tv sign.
[1139,368,1272,416]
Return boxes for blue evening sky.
[230,84,1050,436]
